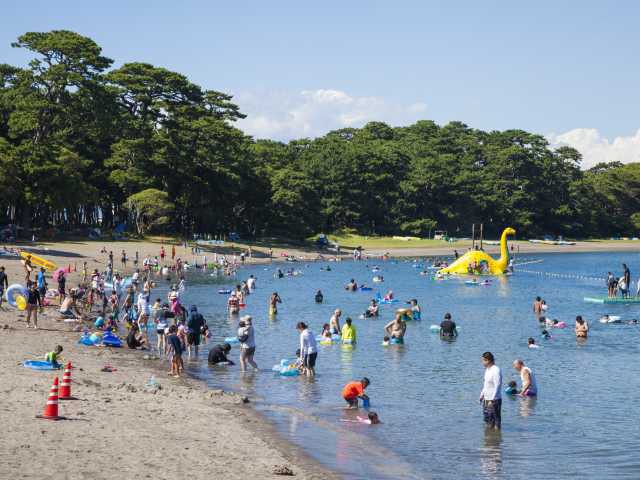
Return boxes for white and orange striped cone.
[59,362,77,400]
[36,376,65,420]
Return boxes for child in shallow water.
[342,411,381,425]
[361,412,381,424]
[382,336,390,346]
[321,323,332,338]
[505,381,519,395]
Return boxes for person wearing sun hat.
[237,315,257,371]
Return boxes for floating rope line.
[513,259,545,267]
[518,268,605,283]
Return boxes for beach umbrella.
[52,268,66,282]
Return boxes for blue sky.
[2,1,640,166]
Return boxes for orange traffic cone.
[59,362,77,400]
[36,377,65,420]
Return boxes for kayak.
[20,251,57,271]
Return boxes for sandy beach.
[0,311,337,480]
[0,240,339,480]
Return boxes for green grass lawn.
[317,233,472,249]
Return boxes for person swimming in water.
[320,323,332,339]
[575,315,588,339]
[330,309,342,335]
[384,312,406,342]
[364,299,379,318]
[345,279,358,291]
[505,381,519,395]
[409,299,421,320]
[342,412,381,425]
[315,290,323,303]
[439,313,457,339]
[269,292,282,315]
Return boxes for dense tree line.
[0,30,638,240]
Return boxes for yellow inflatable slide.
[437,227,515,275]
[20,251,57,271]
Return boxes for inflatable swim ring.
[218,289,232,294]
[430,325,461,333]
[272,359,299,376]
[224,336,240,345]
[389,337,404,345]
[15,294,26,311]
[6,284,28,308]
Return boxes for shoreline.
[2,238,638,276]
[0,311,339,480]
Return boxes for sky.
[2,1,640,168]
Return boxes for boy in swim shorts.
[342,378,370,408]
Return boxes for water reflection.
[384,343,408,370]
[480,429,503,479]
[340,345,355,375]
[298,376,322,404]
[519,396,537,418]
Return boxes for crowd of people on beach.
[10,244,634,433]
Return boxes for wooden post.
[480,223,484,250]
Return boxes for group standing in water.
[606,263,637,298]
[88,248,632,432]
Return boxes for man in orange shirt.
[342,378,370,408]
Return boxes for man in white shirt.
[297,322,318,377]
[479,351,502,430]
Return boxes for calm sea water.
[165,252,640,479]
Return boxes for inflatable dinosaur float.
[438,227,516,275]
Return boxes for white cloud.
[235,89,427,140]
[548,128,640,169]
